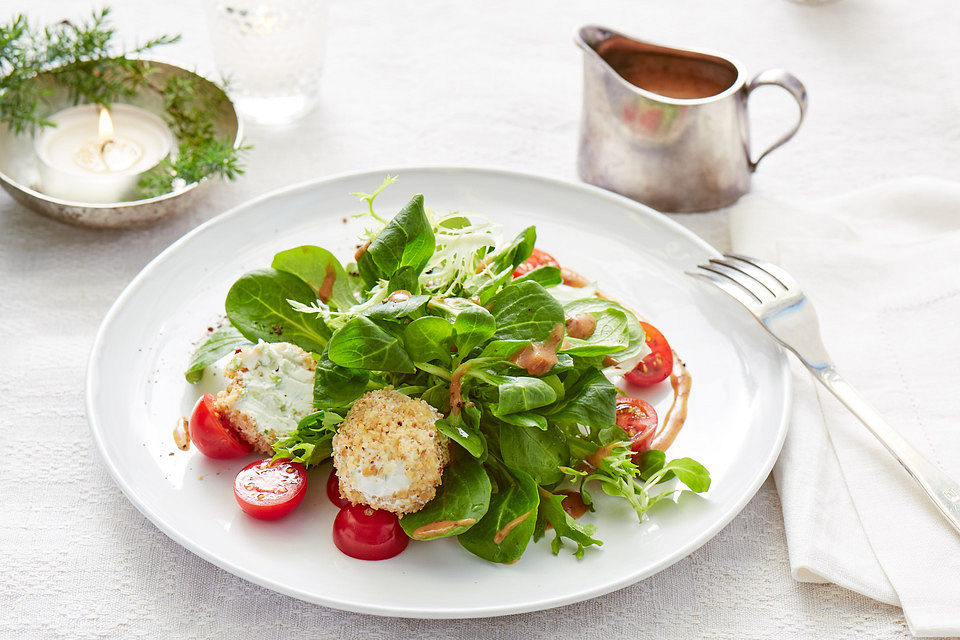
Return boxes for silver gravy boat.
[576,25,807,212]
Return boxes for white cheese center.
[229,341,314,439]
[348,462,412,499]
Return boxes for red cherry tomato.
[616,396,659,457]
[624,322,674,386]
[513,248,560,278]
[234,458,307,520]
[333,504,409,560]
[326,470,350,509]
[188,393,253,459]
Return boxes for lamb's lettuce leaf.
[547,367,617,430]
[499,423,568,485]
[560,306,630,357]
[184,324,250,383]
[404,316,455,364]
[327,316,415,373]
[313,353,370,409]
[489,280,564,341]
[225,268,331,353]
[357,194,435,288]
[458,466,539,563]
[272,246,356,310]
[400,451,491,540]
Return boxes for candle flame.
[98,107,114,143]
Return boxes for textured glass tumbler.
[206,0,329,126]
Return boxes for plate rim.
[85,165,791,618]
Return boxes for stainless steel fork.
[690,253,960,536]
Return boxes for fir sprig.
[0,8,249,200]
[0,9,178,133]
[136,73,252,198]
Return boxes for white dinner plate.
[87,167,790,618]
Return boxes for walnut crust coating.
[212,343,316,454]
[332,388,451,515]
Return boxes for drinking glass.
[205,0,329,126]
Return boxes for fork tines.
[687,253,800,309]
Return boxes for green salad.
[186,178,709,563]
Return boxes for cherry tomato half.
[333,504,409,560]
[188,393,253,459]
[624,322,674,386]
[616,396,659,457]
[326,470,350,509]
[513,248,560,278]
[234,458,308,520]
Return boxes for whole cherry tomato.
[326,470,350,509]
[513,248,560,278]
[188,393,252,459]
[624,322,674,386]
[332,504,409,560]
[616,396,659,457]
[234,458,307,520]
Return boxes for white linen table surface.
[2,0,959,638]
[730,178,960,637]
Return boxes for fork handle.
[812,365,960,535]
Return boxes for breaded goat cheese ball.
[213,341,315,453]
[332,388,451,515]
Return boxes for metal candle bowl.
[0,59,242,229]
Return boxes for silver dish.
[0,59,242,229]
[575,25,806,213]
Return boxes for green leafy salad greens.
[187,178,710,563]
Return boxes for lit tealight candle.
[34,103,174,203]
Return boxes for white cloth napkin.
[728,177,960,637]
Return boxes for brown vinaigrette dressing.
[317,263,337,302]
[509,323,564,376]
[538,488,589,530]
[565,312,596,339]
[595,36,735,100]
[493,511,531,544]
[585,444,615,469]
[412,518,477,539]
[649,355,692,451]
[354,240,371,262]
[560,267,591,288]
[449,366,467,416]
[173,417,191,450]
[556,490,588,520]
[385,289,412,302]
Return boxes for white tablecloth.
[2,0,958,638]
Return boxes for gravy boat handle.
[747,69,808,171]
